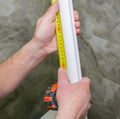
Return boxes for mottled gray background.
[0,0,120,119]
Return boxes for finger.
[74,10,79,21]
[88,102,91,109]
[76,29,80,35]
[58,68,69,86]
[50,36,57,51]
[79,77,91,91]
[82,77,91,85]
[75,21,80,28]
[36,16,44,25]
[44,3,59,22]
[50,22,56,34]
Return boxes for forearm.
[0,38,46,98]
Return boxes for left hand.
[33,3,80,56]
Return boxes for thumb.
[58,68,69,86]
[45,3,59,22]
[79,77,91,93]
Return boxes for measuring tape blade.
[52,0,67,69]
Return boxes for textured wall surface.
[0,0,58,119]
[0,0,120,119]
[75,0,120,119]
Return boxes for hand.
[33,3,80,56]
[56,68,91,119]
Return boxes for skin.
[56,68,91,119]
[0,2,91,119]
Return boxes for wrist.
[56,105,84,119]
[56,108,77,119]
[31,37,48,58]
[26,39,47,63]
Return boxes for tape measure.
[52,0,67,69]
[44,0,67,110]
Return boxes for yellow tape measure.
[52,0,67,69]
[44,1,68,111]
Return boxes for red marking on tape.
[62,64,65,68]
[58,27,61,32]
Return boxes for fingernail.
[83,77,90,81]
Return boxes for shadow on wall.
[0,0,120,119]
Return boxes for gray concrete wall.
[0,0,120,119]
[0,0,58,119]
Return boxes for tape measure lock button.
[44,83,58,110]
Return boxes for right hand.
[56,68,91,119]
